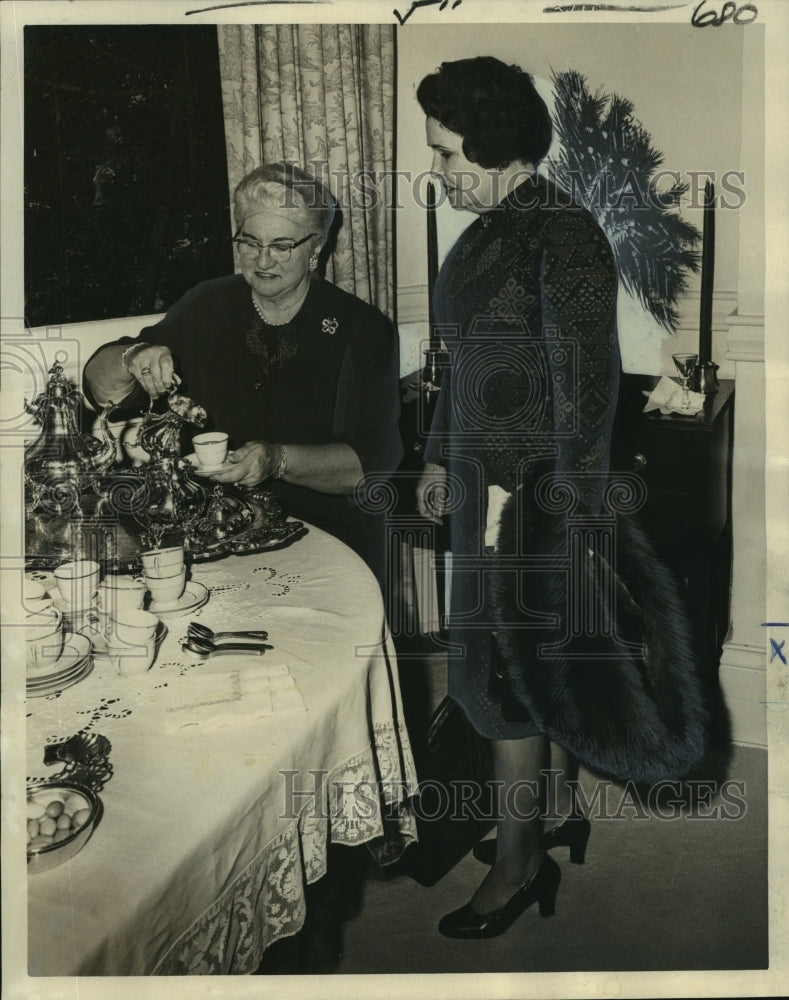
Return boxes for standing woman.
[415,57,706,938]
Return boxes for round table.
[25,523,418,975]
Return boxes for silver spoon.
[181,639,272,660]
[187,622,269,643]
[184,635,273,654]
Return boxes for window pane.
[24,24,234,327]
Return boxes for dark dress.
[84,275,403,584]
[424,175,621,741]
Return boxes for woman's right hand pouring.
[123,343,176,398]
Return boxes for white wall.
[20,316,156,409]
[718,26,767,746]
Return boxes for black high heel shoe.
[474,817,591,867]
[437,854,561,939]
[542,816,591,864]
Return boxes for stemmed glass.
[672,353,698,410]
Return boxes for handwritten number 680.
[692,0,758,26]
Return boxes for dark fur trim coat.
[488,489,709,784]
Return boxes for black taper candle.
[426,180,440,352]
[698,180,715,364]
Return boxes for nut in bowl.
[26,780,102,874]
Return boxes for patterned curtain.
[217,24,395,318]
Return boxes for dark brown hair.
[417,56,552,168]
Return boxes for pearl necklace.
[251,293,292,327]
[251,290,309,327]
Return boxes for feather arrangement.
[548,70,701,333]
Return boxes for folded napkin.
[153,662,306,732]
[642,376,704,415]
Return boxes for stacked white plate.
[27,634,93,698]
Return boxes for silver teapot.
[24,363,116,514]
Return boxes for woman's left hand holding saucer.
[209,441,279,487]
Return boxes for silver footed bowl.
[26,779,102,875]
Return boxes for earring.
[309,254,319,272]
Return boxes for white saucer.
[26,633,93,681]
[27,657,91,690]
[149,581,209,618]
[27,659,94,698]
[184,453,235,476]
[51,594,99,618]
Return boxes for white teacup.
[145,568,187,608]
[62,606,101,638]
[107,608,159,648]
[108,639,157,677]
[24,579,48,600]
[140,546,184,579]
[26,605,62,632]
[26,609,65,671]
[97,576,146,615]
[53,560,100,611]
[24,579,54,614]
[192,432,229,468]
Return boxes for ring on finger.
[140,366,152,376]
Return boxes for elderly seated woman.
[84,162,402,585]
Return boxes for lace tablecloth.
[26,524,418,976]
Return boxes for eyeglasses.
[232,232,318,263]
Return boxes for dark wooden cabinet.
[611,374,735,682]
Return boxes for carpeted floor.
[259,647,768,976]
[334,740,767,974]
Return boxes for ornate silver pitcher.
[24,363,116,508]
[127,384,209,548]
